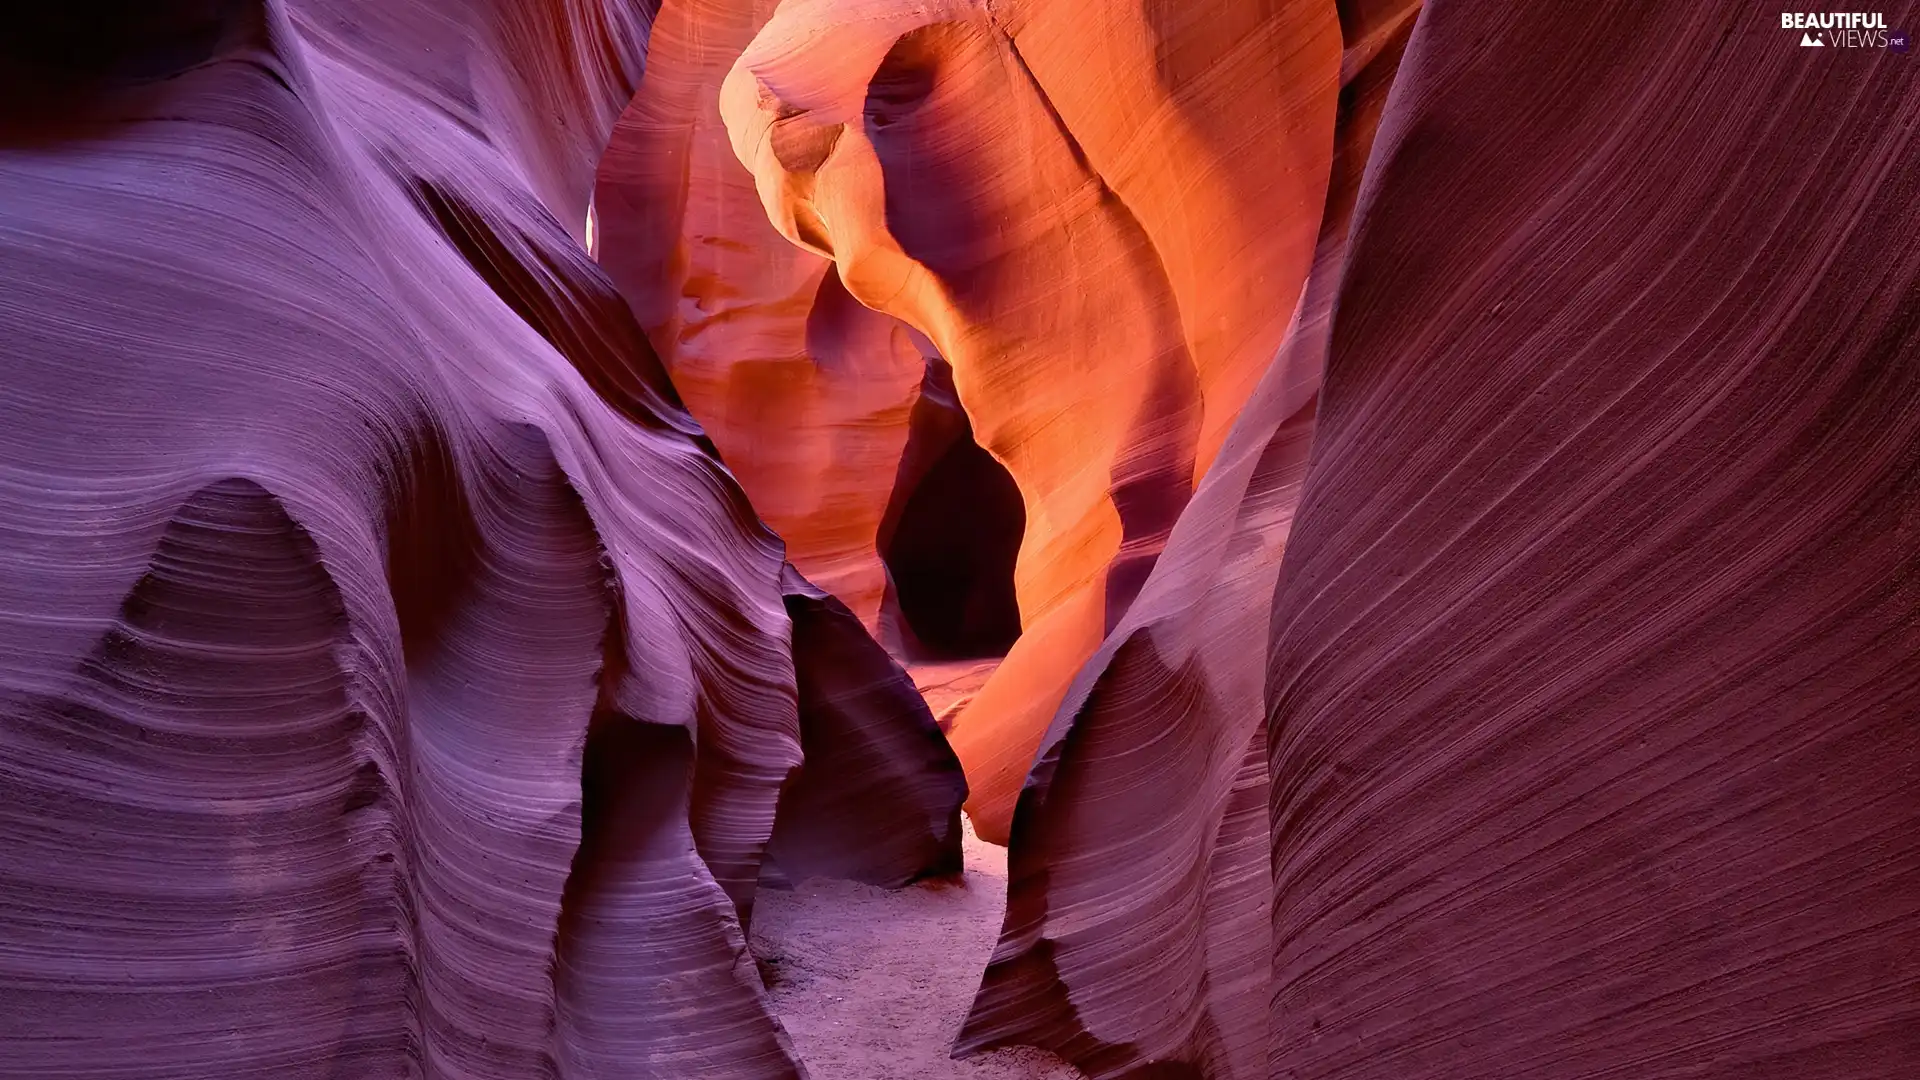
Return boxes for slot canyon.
[1,1,1916,1078]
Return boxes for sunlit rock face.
[593,0,927,635]
[726,0,1915,1074]
[955,2,1418,1075]
[722,0,1343,841]
[0,2,963,1077]
[8,2,1918,1080]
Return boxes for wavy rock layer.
[957,4,1417,1076]
[722,0,1343,840]
[593,0,927,632]
[1266,3,1920,1076]
[0,1,962,1077]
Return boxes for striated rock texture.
[723,0,1343,841]
[957,3,1418,1076]
[1264,2,1920,1077]
[0,2,963,1078]
[593,0,928,632]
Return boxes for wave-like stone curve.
[593,0,928,634]
[1265,1,1920,1075]
[0,1,964,1076]
[956,3,1418,1075]
[722,0,1343,842]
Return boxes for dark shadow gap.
[878,355,1025,662]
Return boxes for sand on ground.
[751,821,1083,1079]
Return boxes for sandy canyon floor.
[753,822,1084,1079]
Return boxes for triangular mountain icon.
[1801,31,1824,45]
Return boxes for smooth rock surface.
[959,3,1418,1074]
[594,0,927,632]
[0,2,964,1077]
[723,0,1344,841]
[1265,3,1920,1075]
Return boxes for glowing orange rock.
[958,4,1418,1073]
[594,0,926,630]
[722,0,1342,839]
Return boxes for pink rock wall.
[1264,2,1920,1075]
[5,2,1917,1078]
[0,2,962,1077]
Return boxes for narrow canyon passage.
[3,2,1916,1079]
[754,823,1083,1079]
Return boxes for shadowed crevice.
[556,713,805,1080]
[878,356,1026,661]
[406,177,717,454]
[769,570,968,886]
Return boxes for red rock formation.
[593,0,925,632]
[1263,3,1920,1075]
[957,4,1417,1075]
[12,3,1918,1080]
[0,2,962,1077]
[723,0,1343,841]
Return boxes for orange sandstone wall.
[594,0,926,632]
[722,0,1343,839]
